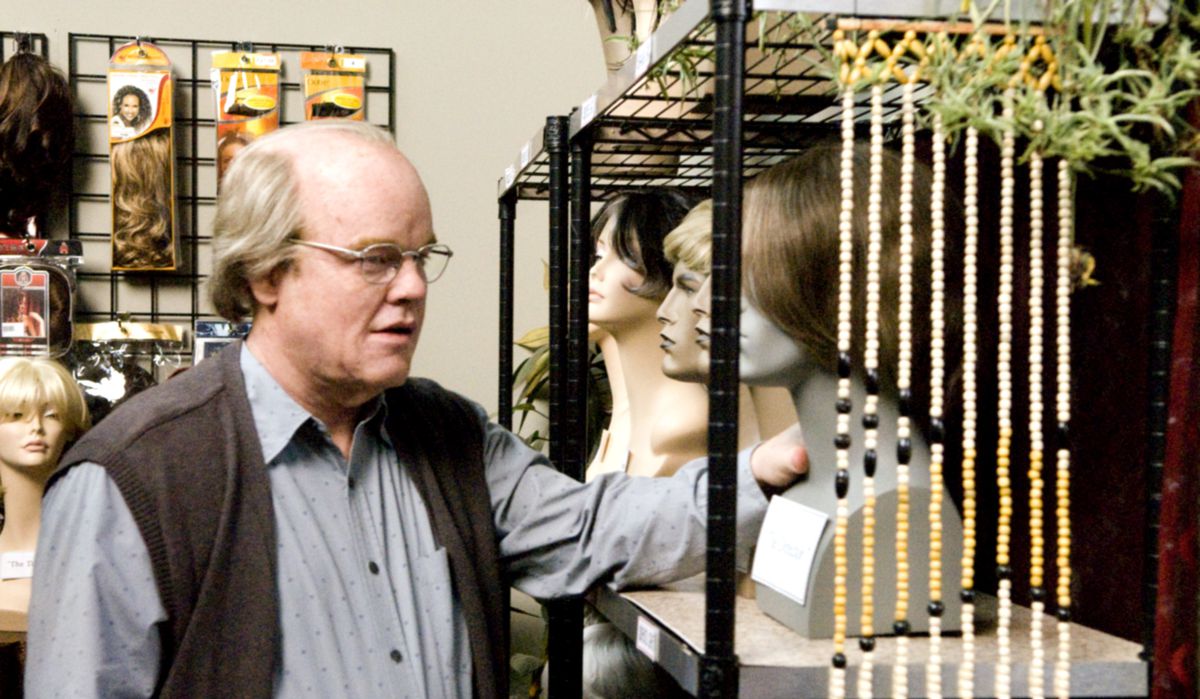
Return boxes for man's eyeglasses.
[291,239,454,284]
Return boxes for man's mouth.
[659,333,675,352]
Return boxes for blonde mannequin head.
[0,358,89,494]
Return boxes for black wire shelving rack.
[496,1,1168,697]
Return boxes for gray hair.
[209,121,396,320]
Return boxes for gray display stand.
[752,373,965,638]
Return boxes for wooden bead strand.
[1054,157,1073,699]
[957,125,980,699]
[829,30,857,699]
[1027,121,1047,699]
[891,70,917,699]
[857,73,887,699]
[927,107,948,699]
[995,87,1017,699]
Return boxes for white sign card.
[751,496,828,606]
[0,551,34,580]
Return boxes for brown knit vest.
[50,342,508,698]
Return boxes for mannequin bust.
[588,190,708,478]
[0,358,90,617]
[585,325,631,480]
[740,144,964,638]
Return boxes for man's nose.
[386,263,428,302]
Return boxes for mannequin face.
[0,405,68,480]
[739,296,807,386]
[691,275,712,369]
[656,262,707,382]
[119,94,141,125]
[589,221,661,332]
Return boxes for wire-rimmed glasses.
[291,239,454,284]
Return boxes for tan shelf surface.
[598,584,1146,697]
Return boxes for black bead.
[837,398,852,414]
[996,565,1012,580]
[1056,607,1072,623]
[864,449,878,477]
[838,352,852,378]
[1031,587,1047,602]
[836,469,850,498]
[865,369,880,394]
[960,589,976,604]
[862,413,879,429]
[898,388,913,416]
[835,433,851,450]
[897,438,912,464]
[1057,422,1071,449]
[832,653,847,669]
[930,418,945,444]
[928,601,944,617]
[893,620,911,636]
[859,636,876,651]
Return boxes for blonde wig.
[742,143,959,392]
[662,199,713,274]
[0,357,90,440]
[111,128,175,269]
[209,120,395,320]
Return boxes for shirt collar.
[239,344,390,464]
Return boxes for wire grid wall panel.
[1,32,49,60]
[67,33,395,359]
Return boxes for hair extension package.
[107,40,177,272]
[211,51,280,185]
[0,239,82,358]
[300,51,366,121]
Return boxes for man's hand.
[749,422,809,493]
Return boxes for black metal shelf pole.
[543,114,583,699]
[498,191,517,431]
[567,129,593,480]
[702,1,749,697]
[1142,191,1178,682]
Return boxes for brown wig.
[591,188,697,300]
[0,52,74,233]
[111,129,175,269]
[743,142,963,397]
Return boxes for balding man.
[26,121,806,698]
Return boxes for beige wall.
[5,0,606,413]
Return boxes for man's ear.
[248,265,287,310]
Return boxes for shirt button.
[390,649,403,663]
[348,477,356,489]
[369,561,380,575]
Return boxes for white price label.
[635,40,653,77]
[520,143,532,169]
[635,616,660,662]
[580,94,598,127]
[342,57,366,70]
[254,55,279,68]
[504,166,516,189]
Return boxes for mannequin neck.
[596,332,628,420]
[0,465,48,552]
[611,315,677,417]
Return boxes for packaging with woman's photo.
[108,40,178,272]
[0,240,82,358]
[301,51,366,121]
[211,51,281,186]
